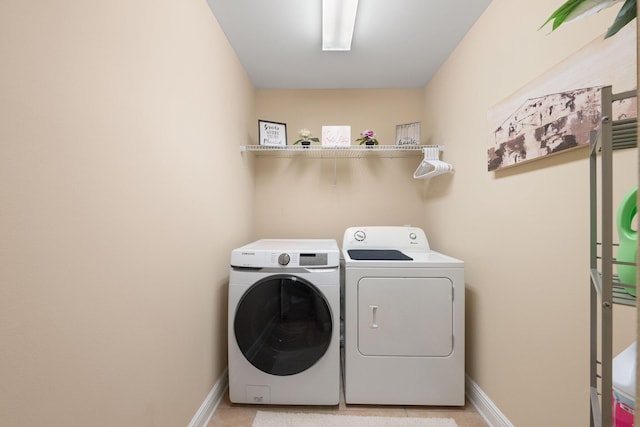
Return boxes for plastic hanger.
[413,146,454,179]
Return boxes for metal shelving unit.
[239,144,431,158]
[589,86,637,427]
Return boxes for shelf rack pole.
[589,127,600,427]
[601,85,614,427]
[588,86,638,427]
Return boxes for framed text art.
[396,122,421,146]
[258,120,287,147]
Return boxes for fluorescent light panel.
[322,0,359,51]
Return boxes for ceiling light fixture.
[322,0,359,51]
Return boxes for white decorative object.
[322,126,351,147]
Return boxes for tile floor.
[208,388,489,426]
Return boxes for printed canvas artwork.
[322,126,351,147]
[486,24,636,172]
[488,87,602,171]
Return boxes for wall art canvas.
[488,87,602,171]
[487,24,636,171]
[322,126,351,147]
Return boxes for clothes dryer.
[228,239,340,405]
[342,226,465,405]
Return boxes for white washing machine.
[342,226,465,406]
[228,239,340,405]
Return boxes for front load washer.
[228,239,340,405]
[342,226,465,406]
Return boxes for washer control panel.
[230,239,340,268]
[271,252,329,267]
[232,250,333,268]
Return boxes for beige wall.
[422,1,637,426]
[0,0,254,426]
[1,0,637,425]
[254,89,426,243]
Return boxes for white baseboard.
[466,375,514,427]
[189,368,229,427]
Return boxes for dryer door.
[234,274,333,376]
[358,276,453,357]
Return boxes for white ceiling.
[206,0,493,89]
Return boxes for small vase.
[365,140,375,148]
[301,140,311,148]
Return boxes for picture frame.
[395,122,421,146]
[258,120,287,147]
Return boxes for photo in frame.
[258,120,287,147]
[395,122,421,146]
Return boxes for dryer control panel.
[342,226,430,251]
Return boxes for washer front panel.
[228,260,340,405]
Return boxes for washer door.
[234,274,333,376]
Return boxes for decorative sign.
[322,126,351,147]
[258,120,287,147]
[396,122,421,146]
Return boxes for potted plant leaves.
[356,129,379,147]
[293,128,320,148]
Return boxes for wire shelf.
[240,144,431,158]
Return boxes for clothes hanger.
[413,146,454,179]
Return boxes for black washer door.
[234,274,333,376]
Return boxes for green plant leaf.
[605,0,636,37]
[539,0,584,30]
